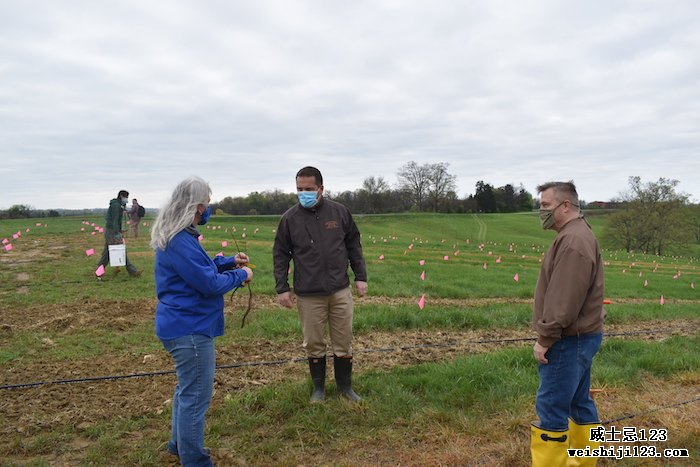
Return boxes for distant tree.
[426,163,457,212]
[605,177,692,255]
[7,204,31,219]
[397,161,431,211]
[474,181,496,213]
[359,176,389,213]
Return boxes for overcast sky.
[1,0,698,210]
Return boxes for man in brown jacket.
[530,181,605,467]
[273,166,367,403]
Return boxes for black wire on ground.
[602,395,700,425]
[0,328,691,391]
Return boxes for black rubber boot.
[334,356,361,402]
[308,356,326,403]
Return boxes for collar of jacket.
[184,225,200,237]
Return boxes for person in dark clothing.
[97,189,141,277]
[273,166,367,403]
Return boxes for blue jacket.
[155,228,248,340]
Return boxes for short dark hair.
[536,181,579,206]
[296,166,323,186]
[118,190,129,198]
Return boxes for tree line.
[604,176,699,256]
[212,161,535,215]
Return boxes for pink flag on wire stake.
[95,265,105,277]
[379,255,385,260]
[2,238,8,244]
[513,273,520,282]
[419,260,425,266]
[4,244,12,252]
[420,271,425,281]
[418,294,426,310]
[216,252,224,257]
[660,295,665,305]
[198,235,204,241]
[443,255,449,261]
[85,249,95,256]
[221,241,228,248]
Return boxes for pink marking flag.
[85,248,95,257]
[4,244,12,251]
[379,254,385,260]
[419,259,425,266]
[443,255,449,261]
[12,234,19,240]
[660,295,665,305]
[25,229,30,233]
[513,273,520,282]
[36,223,42,226]
[95,265,105,277]
[216,252,224,257]
[418,294,426,310]
[198,235,204,241]
[1,238,7,244]
[496,256,502,263]
[81,227,85,231]
[420,271,425,281]
[221,241,228,248]
[91,232,96,236]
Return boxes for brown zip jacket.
[273,198,367,296]
[533,217,605,347]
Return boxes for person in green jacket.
[97,189,141,277]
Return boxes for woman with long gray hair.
[151,176,253,466]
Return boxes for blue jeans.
[536,333,603,431]
[161,334,215,467]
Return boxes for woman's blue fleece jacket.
[155,228,248,340]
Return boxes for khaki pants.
[296,287,354,358]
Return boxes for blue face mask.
[198,205,211,225]
[297,191,318,209]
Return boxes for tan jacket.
[533,217,605,347]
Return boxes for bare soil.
[1,300,698,466]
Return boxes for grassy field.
[1,212,698,466]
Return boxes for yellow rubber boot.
[567,419,602,466]
[531,424,569,467]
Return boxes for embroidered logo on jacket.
[325,221,339,230]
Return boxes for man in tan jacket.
[530,181,605,467]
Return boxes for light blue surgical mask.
[297,191,318,208]
[198,205,212,225]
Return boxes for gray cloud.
[1,0,698,209]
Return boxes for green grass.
[1,212,699,465]
[2,213,698,309]
[11,333,692,466]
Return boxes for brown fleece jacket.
[533,217,605,347]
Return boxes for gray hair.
[536,181,580,207]
[150,176,212,250]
